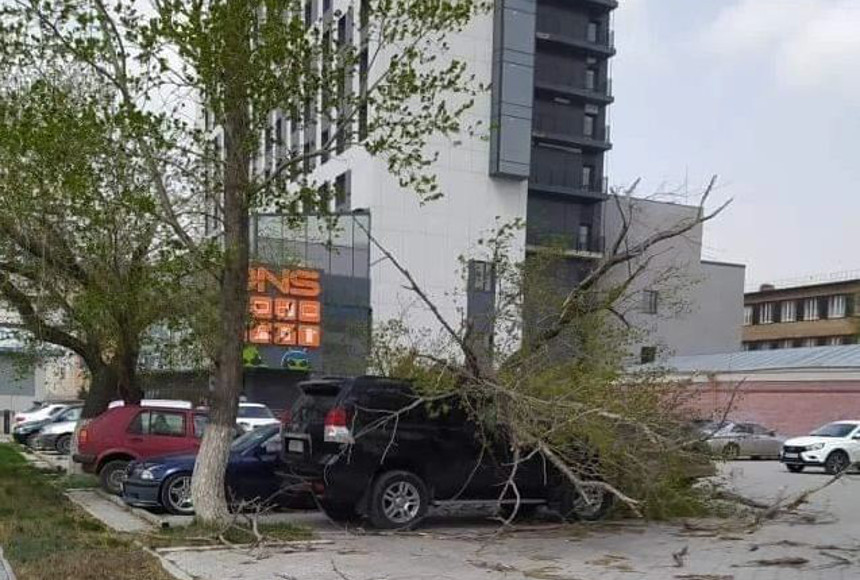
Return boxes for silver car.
[705,422,784,459]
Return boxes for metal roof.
[652,345,860,374]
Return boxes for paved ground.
[158,462,860,580]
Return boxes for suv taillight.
[78,427,89,445]
[324,407,353,444]
[280,409,292,426]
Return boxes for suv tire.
[368,470,429,530]
[99,459,130,494]
[320,502,361,524]
[825,450,850,475]
[556,481,613,522]
[786,464,804,473]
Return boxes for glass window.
[642,290,658,314]
[804,298,819,321]
[828,295,846,319]
[60,407,82,422]
[587,21,599,43]
[759,302,774,324]
[803,337,817,348]
[577,224,591,251]
[584,114,596,137]
[743,305,753,325]
[470,261,494,293]
[585,68,596,90]
[829,337,844,346]
[640,346,657,364]
[193,415,209,438]
[128,411,186,437]
[781,300,796,322]
[781,339,793,349]
[238,406,274,419]
[581,165,593,189]
[810,423,858,438]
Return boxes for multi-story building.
[743,277,860,351]
[301,0,618,342]
[602,196,745,362]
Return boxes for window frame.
[828,295,846,319]
[780,300,796,323]
[743,305,753,326]
[759,302,774,324]
[642,290,659,315]
[804,298,819,321]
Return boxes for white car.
[781,421,860,474]
[236,403,279,432]
[14,402,73,425]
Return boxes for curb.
[0,546,16,580]
[138,544,196,580]
[94,489,174,529]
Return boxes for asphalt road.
[160,460,860,580]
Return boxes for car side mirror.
[258,439,282,457]
[768,431,776,437]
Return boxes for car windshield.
[231,424,278,452]
[810,423,857,438]
[23,403,44,413]
[238,406,274,419]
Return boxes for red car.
[74,403,207,494]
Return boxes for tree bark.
[82,360,119,419]
[191,0,251,525]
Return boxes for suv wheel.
[55,434,72,455]
[320,502,361,524]
[368,470,429,529]
[786,464,804,473]
[99,459,130,494]
[825,450,850,475]
[161,473,194,515]
[722,443,740,460]
[557,481,613,522]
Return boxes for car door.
[750,424,781,457]
[729,424,754,456]
[845,425,860,462]
[125,409,191,458]
[228,432,284,503]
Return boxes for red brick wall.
[684,380,860,437]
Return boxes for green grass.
[0,444,174,580]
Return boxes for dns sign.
[247,267,322,348]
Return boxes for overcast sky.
[610,0,860,289]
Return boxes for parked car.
[705,421,784,459]
[122,424,300,515]
[13,402,73,426]
[781,420,860,474]
[73,403,208,493]
[12,404,81,445]
[29,405,85,454]
[282,376,615,530]
[237,402,279,432]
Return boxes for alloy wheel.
[381,480,421,524]
[167,476,194,513]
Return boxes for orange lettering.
[249,296,273,320]
[248,322,273,344]
[297,325,321,347]
[289,270,321,297]
[298,300,321,323]
[274,298,297,321]
[273,323,297,345]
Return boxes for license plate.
[783,452,799,459]
[288,439,304,454]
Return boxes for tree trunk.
[191,0,251,525]
[82,361,119,420]
[115,340,143,405]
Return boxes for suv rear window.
[290,384,341,426]
[128,410,187,437]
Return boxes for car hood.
[41,420,77,435]
[784,436,840,447]
[137,449,246,472]
[15,418,50,432]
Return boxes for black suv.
[282,376,612,529]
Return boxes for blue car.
[122,424,301,515]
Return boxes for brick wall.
[684,380,860,437]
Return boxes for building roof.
[654,345,860,374]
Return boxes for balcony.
[536,29,615,58]
[529,147,608,200]
[532,112,612,151]
[580,0,619,9]
[534,77,614,105]
[526,233,604,259]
